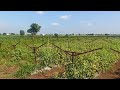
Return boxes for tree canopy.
[27,23,41,35]
[20,30,25,35]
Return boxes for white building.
[6,33,10,35]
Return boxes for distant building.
[42,34,45,36]
[6,33,10,35]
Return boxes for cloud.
[59,15,71,20]
[51,22,60,26]
[36,11,45,15]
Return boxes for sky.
[0,11,120,34]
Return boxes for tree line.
[0,23,41,36]
[1,23,120,37]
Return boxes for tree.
[105,33,109,36]
[27,23,41,35]
[3,33,7,35]
[20,30,25,35]
[72,33,74,36]
[54,33,58,37]
[11,33,15,35]
[65,34,68,37]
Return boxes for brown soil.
[0,65,19,79]
[95,60,120,79]
[2,60,120,79]
[27,66,65,79]
[28,59,120,79]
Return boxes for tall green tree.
[27,23,41,35]
[54,33,58,37]
[20,30,25,35]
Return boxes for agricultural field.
[0,35,120,79]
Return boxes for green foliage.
[0,35,120,79]
[15,64,36,79]
[20,30,25,35]
[27,23,41,35]
[3,33,7,35]
[54,33,58,37]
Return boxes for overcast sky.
[0,11,120,34]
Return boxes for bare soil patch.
[27,66,65,79]
[95,60,120,79]
[0,65,19,79]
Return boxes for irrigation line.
[7,41,20,50]
[25,42,47,64]
[52,43,103,63]
[110,48,120,53]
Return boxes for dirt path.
[28,59,120,79]
[0,65,19,79]
[95,60,120,79]
[27,66,65,79]
[1,60,120,79]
